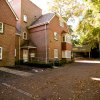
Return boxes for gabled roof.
[29,13,55,29]
[6,0,18,20]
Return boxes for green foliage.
[48,0,84,21]
[76,0,100,49]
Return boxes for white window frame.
[66,50,71,58]
[15,49,16,57]
[0,22,4,33]
[62,50,71,58]
[30,53,35,58]
[54,32,58,40]
[23,32,27,40]
[23,15,27,22]
[0,47,3,60]
[60,21,64,27]
[54,49,58,58]
[66,34,71,44]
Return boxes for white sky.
[31,0,50,13]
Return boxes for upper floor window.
[66,35,71,43]
[0,22,4,33]
[23,15,28,22]
[54,32,58,40]
[62,35,66,42]
[23,32,27,40]
[62,34,71,43]
[0,47,3,60]
[60,21,64,27]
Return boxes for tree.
[76,0,100,56]
[48,0,84,21]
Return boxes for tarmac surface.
[0,60,100,100]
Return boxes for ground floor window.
[30,53,35,58]
[0,47,3,60]
[54,49,58,58]
[15,49,16,57]
[62,50,71,58]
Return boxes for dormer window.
[0,22,4,33]
[23,15,27,22]
[23,32,27,40]
[60,21,64,27]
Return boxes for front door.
[23,50,28,62]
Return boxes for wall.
[0,24,16,66]
[29,25,47,62]
[48,15,69,60]
[0,0,16,66]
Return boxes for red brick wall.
[62,42,72,50]
[48,15,69,60]
[21,0,42,43]
[0,24,16,66]
[29,25,47,62]
[15,34,20,62]
[0,0,16,26]
[10,0,42,61]
[0,0,16,66]
[29,15,71,62]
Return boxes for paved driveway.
[0,60,100,100]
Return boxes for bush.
[15,59,73,68]
[15,60,23,65]
[15,60,53,68]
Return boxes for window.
[62,35,66,42]
[30,53,35,58]
[54,32,58,40]
[23,32,27,40]
[0,22,3,33]
[66,50,71,58]
[23,15,27,22]
[0,47,2,60]
[60,21,64,27]
[66,34,71,43]
[15,49,16,57]
[54,49,58,58]
[62,34,71,43]
[62,50,71,58]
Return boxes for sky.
[31,0,50,13]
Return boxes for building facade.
[29,13,72,63]
[10,0,42,63]
[0,0,72,66]
[0,0,18,66]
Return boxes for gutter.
[45,24,48,63]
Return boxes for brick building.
[29,13,72,63]
[10,0,42,62]
[0,0,18,66]
[0,0,71,66]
